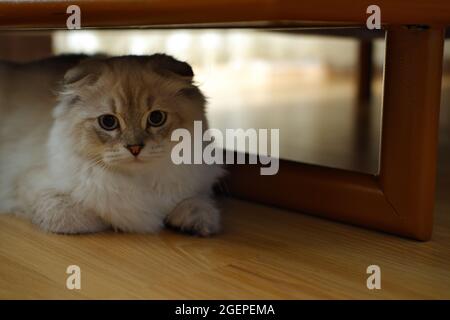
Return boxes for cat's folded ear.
[62,54,107,89]
[55,55,107,117]
[147,54,194,80]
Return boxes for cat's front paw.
[166,197,221,236]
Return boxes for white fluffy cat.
[0,54,224,235]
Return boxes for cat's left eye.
[147,110,167,127]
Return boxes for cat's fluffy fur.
[0,54,224,235]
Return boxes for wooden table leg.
[226,25,445,241]
[379,25,445,240]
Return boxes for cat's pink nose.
[126,144,144,157]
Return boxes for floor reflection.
[205,67,383,174]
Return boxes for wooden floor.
[1,191,449,299]
[1,68,450,300]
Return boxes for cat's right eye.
[98,114,119,131]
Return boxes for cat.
[0,54,224,236]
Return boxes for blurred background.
[1,30,449,174]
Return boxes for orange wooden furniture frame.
[228,26,445,241]
[0,1,448,240]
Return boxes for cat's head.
[54,54,206,171]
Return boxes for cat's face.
[55,55,206,170]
